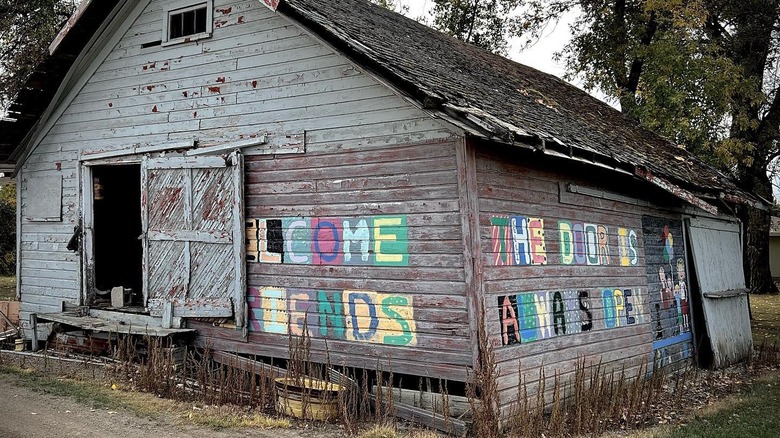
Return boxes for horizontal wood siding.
[19,0,462,372]
[239,140,470,381]
[474,145,693,414]
[17,165,80,331]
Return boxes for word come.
[498,288,646,346]
[247,216,408,266]
[247,287,417,346]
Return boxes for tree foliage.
[517,0,780,292]
[0,0,77,110]
[426,0,523,55]
[369,0,409,14]
[0,182,15,276]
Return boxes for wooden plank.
[232,152,247,330]
[211,350,286,378]
[372,385,477,419]
[148,229,232,243]
[148,298,233,318]
[146,156,227,170]
[195,321,472,364]
[141,156,150,305]
[22,173,62,222]
[388,401,469,437]
[36,312,194,336]
[455,138,482,370]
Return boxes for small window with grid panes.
[163,1,213,45]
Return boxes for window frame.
[162,0,213,46]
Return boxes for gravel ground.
[0,351,346,438]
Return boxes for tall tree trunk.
[737,163,778,294]
[725,0,779,294]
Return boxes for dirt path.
[0,373,341,438]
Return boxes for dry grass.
[183,405,291,429]
[358,425,441,438]
[359,425,400,438]
[0,276,15,300]
[9,293,779,437]
[749,294,780,343]
[0,363,290,430]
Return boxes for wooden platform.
[37,311,195,337]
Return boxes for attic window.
[162,1,213,45]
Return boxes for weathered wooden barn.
[0,0,761,418]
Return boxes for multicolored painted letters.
[490,216,547,266]
[491,215,638,267]
[497,288,646,346]
[247,286,417,346]
[246,216,409,266]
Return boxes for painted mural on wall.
[247,286,417,346]
[497,288,647,346]
[642,216,692,370]
[246,216,409,266]
[490,215,639,267]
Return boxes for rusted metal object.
[719,192,769,211]
[635,167,719,215]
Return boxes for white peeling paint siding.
[18,0,456,332]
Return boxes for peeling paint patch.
[208,86,221,93]
[216,77,226,83]
[152,105,158,113]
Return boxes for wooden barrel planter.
[274,377,345,421]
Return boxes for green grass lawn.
[749,294,780,344]
[633,293,780,438]
[0,276,15,300]
[650,372,780,438]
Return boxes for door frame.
[79,156,143,306]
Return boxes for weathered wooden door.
[686,217,752,368]
[141,153,246,328]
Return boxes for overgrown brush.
[100,327,780,438]
[752,339,780,368]
[110,335,276,411]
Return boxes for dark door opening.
[686,232,714,368]
[91,164,143,307]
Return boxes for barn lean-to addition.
[0,0,762,424]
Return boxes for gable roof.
[279,0,759,211]
[0,0,121,167]
[1,0,760,212]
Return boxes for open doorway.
[90,164,143,308]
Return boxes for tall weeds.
[500,357,680,438]
[77,328,780,438]
[467,314,499,438]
